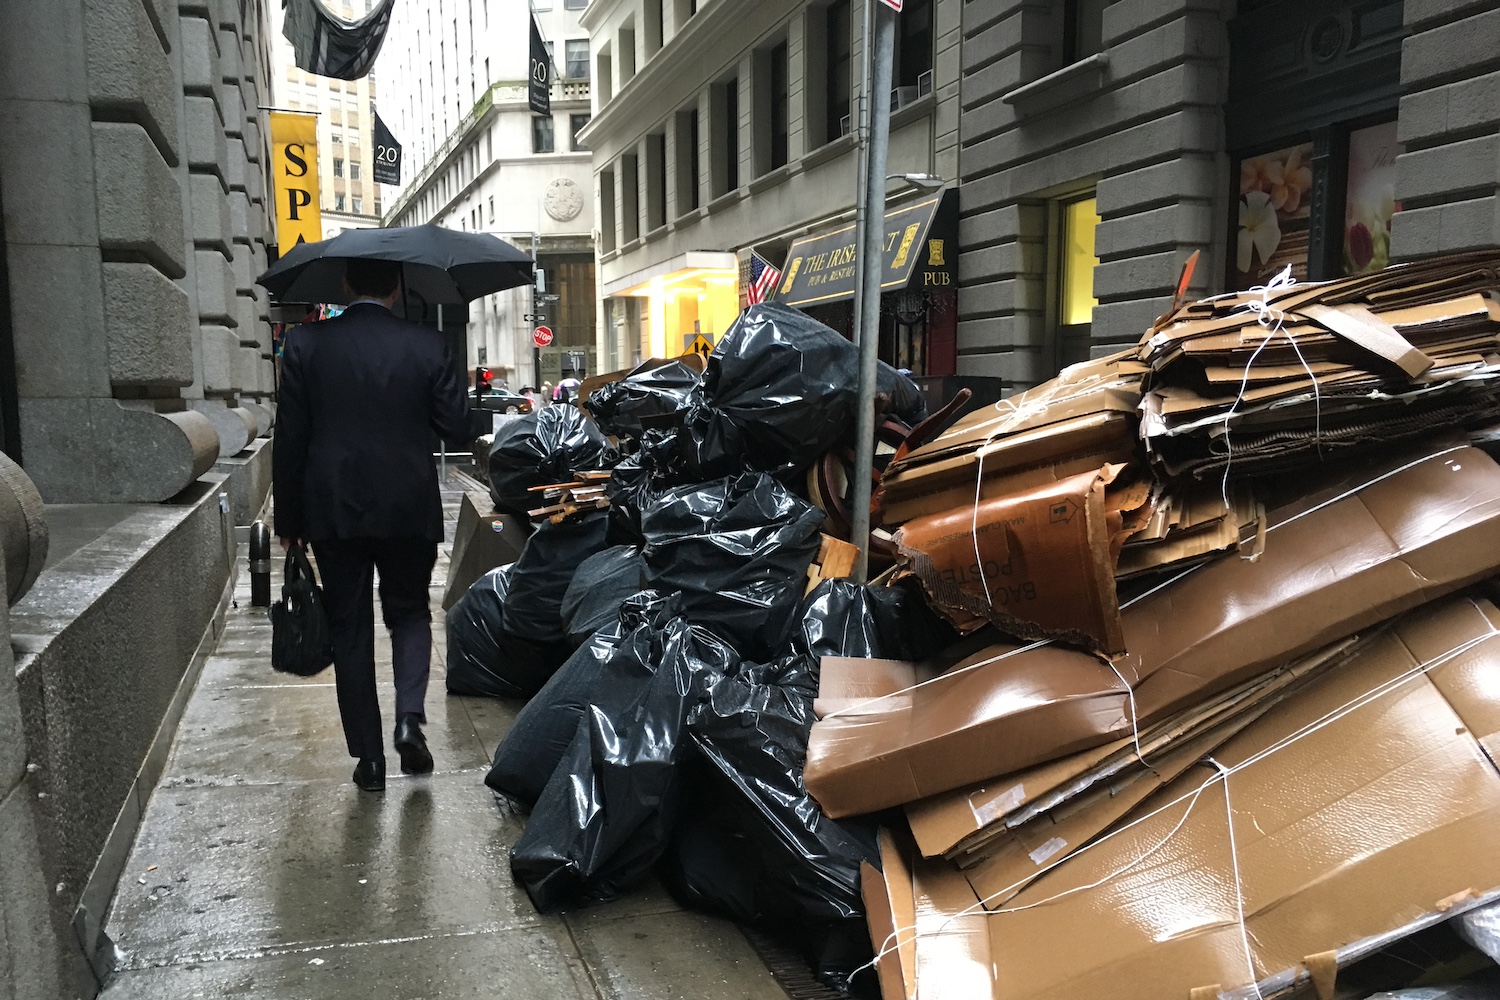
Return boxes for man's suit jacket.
[273,302,471,543]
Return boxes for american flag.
[746,251,783,306]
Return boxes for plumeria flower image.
[1268,147,1312,213]
[1238,190,1282,274]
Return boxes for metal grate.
[740,927,856,1000]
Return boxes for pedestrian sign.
[683,334,714,360]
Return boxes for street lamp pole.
[849,2,898,583]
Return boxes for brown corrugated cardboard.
[877,412,1138,525]
[877,353,1143,525]
[805,445,1500,818]
[894,465,1128,653]
[903,636,1357,860]
[871,593,1500,1000]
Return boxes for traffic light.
[475,366,493,393]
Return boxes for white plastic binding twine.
[852,615,1500,998]
[1217,266,1324,508]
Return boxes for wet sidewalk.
[98,486,787,1000]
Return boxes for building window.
[826,0,852,141]
[600,169,617,252]
[769,40,789,170]
[350,162,361,180]
[570,113,591,151]
[533,115,555,153]
[1230,120,1402,289]
[332,131,343,144]
[1058,194,1100,334]
[374,199,382,214]
[1064,0,1108,63]
[333,157,345,177]
[335,193,346,211]
[646,132,667,231]
[565,39,590,79]
[352,196,363,213]
[488,197,495,223]
[675,107,700,214]
[645,0,664,55]
[896,0,934,93]
[620,153,640,243]
[713,77,738,196]
[618,25,637,83]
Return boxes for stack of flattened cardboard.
[875,352,1259,651]
[816,253,1500,999]
[1138,251,1500,480]
[861,593,1500,1000]
[808,443,1500,818]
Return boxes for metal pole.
[850,3,896,583]
[531,232,542,390]
[848,0,873,419]
[438,303,447,482]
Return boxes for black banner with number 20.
[372,112,402,186]
[528,15,550,116]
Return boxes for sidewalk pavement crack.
[112,920,546,972]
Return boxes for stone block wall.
[0,0,278,499]
[956,0,1233,388]
[1391,1,1500,259]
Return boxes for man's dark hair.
[346,258,401,298]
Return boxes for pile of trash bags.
[448,303,930,991]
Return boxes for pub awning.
[777,188,957,308]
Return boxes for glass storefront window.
[1343,121,1402,275]
[1232,141,1312,289]
[1060,196,1100,327]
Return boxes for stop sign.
[532,325,553,348]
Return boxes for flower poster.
[1343,121,1402,275]
[1233,141,1312,290]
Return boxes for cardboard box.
[877,354,1143,525]
[902,634,1358,862]
[868,594,1500,1000]
[805,445,1500,818]
[894,465,1129,653]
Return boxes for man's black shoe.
[353,756,386,792]
[393,714,434,775]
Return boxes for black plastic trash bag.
[797,577,960,662]
[486,591,673,808]
[488,405,616,517]
[502,512,611,650]
[560,545,647,644]
[672,654,881,992]
[444,567,571,698]
[510,616,740,912]
[677,303,928,479]
[640,473,824,660]
[605,428,683,546]
[588,360,702,439]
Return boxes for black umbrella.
[255,224,534,306]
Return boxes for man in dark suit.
[273,258,471,792]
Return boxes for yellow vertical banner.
[269,111,322,248]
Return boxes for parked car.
[470,388,533,414]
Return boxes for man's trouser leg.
[312,539,383,760]
[374,539,438,723]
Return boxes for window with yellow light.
[1060,195,1100,328]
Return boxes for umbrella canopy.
[255,224,534,305]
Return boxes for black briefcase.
[270,543,334,677]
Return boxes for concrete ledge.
[212,437,272,526]
[9,474,236,984]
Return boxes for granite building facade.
[955,0,1500,390]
